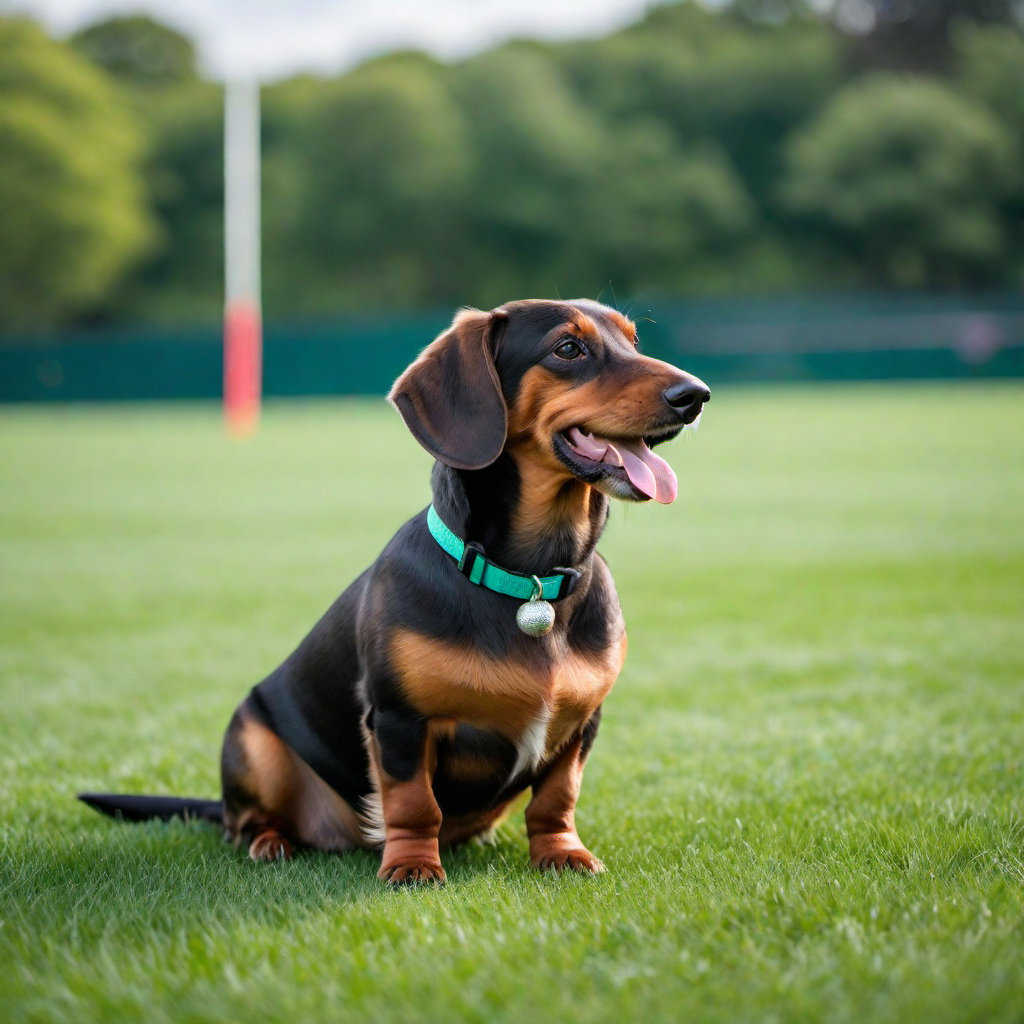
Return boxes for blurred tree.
[259,75,321,312]
[833,0,1021,74]
[70,15,197,89]
[780,73,1019,288]
[562,3,842,211]
[444,42,754,304]
[567,125,757,297]
[953,21,1024,136]
[65,15,221,325]
[728,0,815,24]
[263,53,472,316]
[107,81,225,324]
[0,17,151,330]
[446,44,608,304]
[953,22,1024,284]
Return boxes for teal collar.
[427,504,579,602]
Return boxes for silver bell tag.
[516,575,556,637]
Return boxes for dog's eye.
[554,339,584,360]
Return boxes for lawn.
[1,382,1022,1024]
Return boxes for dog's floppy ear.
[388,307,509,470]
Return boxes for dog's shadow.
[12,813,544,937]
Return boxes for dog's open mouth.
[557,426,680,504]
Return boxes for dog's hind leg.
[221,706,365,860]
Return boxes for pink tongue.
[566,428,678,504]
[606,438,678,504]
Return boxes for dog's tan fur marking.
[505,365,597,556]
[568,311,601,343]
[510,464,593,565]
[444,750,508,782]
[606,309,637,343]
[235,717,364,852]
[390,626,625,764]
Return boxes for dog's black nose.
[663,379,711,412]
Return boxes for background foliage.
[0,19,151,329]
[1,0,1022,332]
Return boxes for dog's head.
[388,299,709,505]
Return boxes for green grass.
[1,383,1023,1024]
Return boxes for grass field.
[1,383,1023,1024]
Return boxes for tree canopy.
[70,15,197,89]
[781,74,1019,287]
[2,1,1023,333]
[0,18,151,330]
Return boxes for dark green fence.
[2,295,1022,404]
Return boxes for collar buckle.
[458,541,487,582]
[552,567,581,600]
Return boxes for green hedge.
[2,295,1021,403]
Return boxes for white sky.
[1,0,670,81]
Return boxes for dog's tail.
[78,793,223,825]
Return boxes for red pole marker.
[224,299,261,436]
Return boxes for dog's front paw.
[378,859,447,886]
[378,836,446,886]
[530,834,605,874]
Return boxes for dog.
[80,299,710,884]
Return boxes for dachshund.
[80,298,710,884]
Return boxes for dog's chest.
[391,628,626,762]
